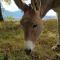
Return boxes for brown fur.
[21,12,43,42]
[14,0,60,51]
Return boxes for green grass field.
[0,19,59,60]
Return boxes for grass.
[0,19,59,60]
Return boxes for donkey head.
[14,0,43,54]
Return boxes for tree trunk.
[0,3,3,21]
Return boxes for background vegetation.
[0,19,59,60]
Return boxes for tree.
[0,2,3,21]
[0,0,11,21]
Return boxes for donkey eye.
[32,24,37,28]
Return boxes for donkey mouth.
[24,40,35,55]
[24,40,35,50]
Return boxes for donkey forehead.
[21,16,41,25]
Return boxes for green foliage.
[0,19,59,60]
[6,16,13,21]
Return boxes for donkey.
[14,0,60,54]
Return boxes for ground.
[0,19,59,60]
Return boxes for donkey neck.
[40,0,54,18]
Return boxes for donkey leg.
[52,10,60,52]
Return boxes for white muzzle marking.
[24,40,35,50]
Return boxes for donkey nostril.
[25,49,31,55]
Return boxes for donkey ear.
[14,0,29,12]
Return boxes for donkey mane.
[40,0,54,18]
